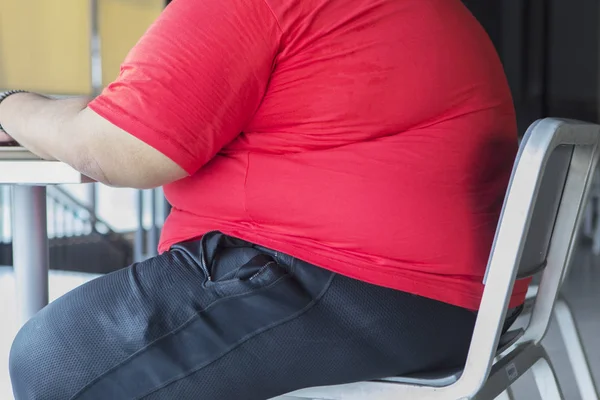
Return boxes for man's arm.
[0,92,187,189]
[0,0,280,190]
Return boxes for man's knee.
[10,318,50,399]
[9,311,75,400]
[10,321,38,399]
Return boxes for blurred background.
[0,0,599,399]
[463,0,598,133]
[0,0,169,274]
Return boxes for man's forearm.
[0,92,187,188]
[0,93,91,162]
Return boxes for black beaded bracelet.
[0,90,28,133]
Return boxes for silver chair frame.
[276,118,600,400]
[520,283,599,400]
[554,296,598,400]
[581,169,600,254]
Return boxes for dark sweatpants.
[10,232,479,400]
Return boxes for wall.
[465,0,600,132]
[547,0,599,123]
[98,0,165,86]
[0,0,91,94]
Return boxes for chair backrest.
[460,118,600,398]
[515,144,573,279]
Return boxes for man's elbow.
[89,171,163,190]
[73,149,186,189]
[72,152,159,189]
[69,120,189,189]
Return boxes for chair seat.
[379,367,463,387]
[279,329,525,399]
[378,328,523,388]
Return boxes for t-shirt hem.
[249,236,529,311]
[160,229,529,311]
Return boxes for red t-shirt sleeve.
[88,0,281,175]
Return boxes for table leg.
[134,189,144,262]
[12,185,49,325]
[147,188,158,258]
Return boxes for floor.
[0,247,599,400]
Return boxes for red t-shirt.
[89,0,528,310]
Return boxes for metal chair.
[581,167,600,254]
[275,118,600,400]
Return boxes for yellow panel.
[99,0,164,86]
[0,0,92,95]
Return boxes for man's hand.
[0,93,187,188]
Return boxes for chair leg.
[554,298,599,400]
[583,201,594,238]
[532,354,565,400]
[592,197,600,255]
[593,222,600,256]
[494,387,515,400]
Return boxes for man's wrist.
[0,90,28,133]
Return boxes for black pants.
[10,232,479,400]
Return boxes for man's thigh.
[9,233,335,400]
[9,232,477,400]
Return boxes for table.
[0,148,90,324]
